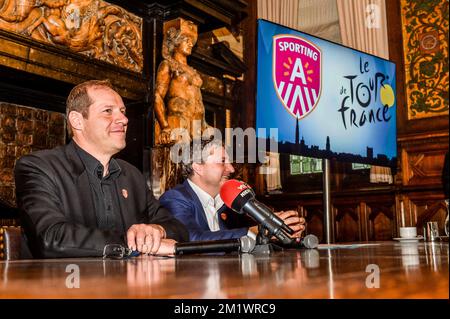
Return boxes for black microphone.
[220,180,293,245]
[252,200,294,235]
[301,234,319,249]
[175,236,255,255]
[283,234,320,249]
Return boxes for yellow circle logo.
[380,84,395,107]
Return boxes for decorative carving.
[150,146,183,199]
[401,0,449,119]
[372,212,392,240]
[408,153,426,179]
[368,204,394,241]
[419,31,440,54]
[0,102,65,208]
[336,212,359,242]
[401,146,447,185]
[0,0,143,72]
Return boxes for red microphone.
[220,179,254,212]
[220,180,293,244]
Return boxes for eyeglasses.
[102,244,140,259]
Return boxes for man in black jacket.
[14,80,188,258]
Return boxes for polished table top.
[0,241,448,299]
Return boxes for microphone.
[174,236,255,255]
[283,234,319,249]
[252,200,294,235]
[220,179,293,245]
[301,234,319,249]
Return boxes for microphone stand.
[252,224,285,254]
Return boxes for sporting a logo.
[273,35,322,119]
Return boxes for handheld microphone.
[301,234,319,249]
[288,234,319,249]
[285,234,319,249]
[220,180,293,245]
[174,236,255,255]
[252,200,294,235]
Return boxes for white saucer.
[393,236,423,242]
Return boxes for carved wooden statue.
[154,18,211,145]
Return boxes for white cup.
[399,226,417,238]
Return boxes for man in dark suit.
[14,80,188,258]
[160,138,305,241]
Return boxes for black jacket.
[14,141,188,258]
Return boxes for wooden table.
[0,241,448,299]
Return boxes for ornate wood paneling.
[0,0,143,73]
[261,189,396,243]
[388,0,447,240]
[0,29,146,100]
[298,204,324,243]
[400,0,448,120]
[0,102,65,208]
[307,213,324,243]
[368,203,395,241]
[399,133,449,187]
[335,205,359,242]
[333,198,395,242]
[372,211,393,241]
[239,0,256,130]
[387,0,449,136]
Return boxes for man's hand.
[248,210,306,240]
[155,239,177,257]
[275,210,306,239]
[126,224,166,254]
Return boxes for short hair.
[65,79,115,137]
[181,137,224,179]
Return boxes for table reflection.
[424,242,446,272]
[400,243,420,267]
[125,257,176,290]
[0,242,447,299]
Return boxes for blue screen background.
[256,19,397,163]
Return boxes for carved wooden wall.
[400,0,448,120]
[0,0,143,73]
[391,0,448,238]
[0,102,65,211]
[262,188,396,243]
[0,1,146,101]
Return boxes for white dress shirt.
[187,179,222,231]
[187,179,256,240]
